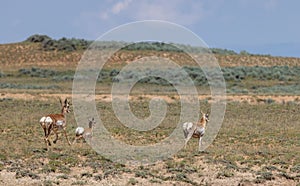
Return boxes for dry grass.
[0,98,299,185]
[0,42,299,185]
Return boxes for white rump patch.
[56,120,64,126]
[39,116,46,123]
[45,117,53,123]
[183,122,196,138]
[183,122,194,131]
[75,127,85,135]
[40,116,53,124]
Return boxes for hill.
[1,35,300,70]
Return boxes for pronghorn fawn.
[183,110,209,151]
[39,98,72,150]
[73,118,96,144]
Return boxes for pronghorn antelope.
[183,110,209,151]
[73,118,96,144]
[39,98,72,149]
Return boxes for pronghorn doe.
[183,110,209,151]
[39,98,72,150]
[73,118,96,144]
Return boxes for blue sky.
[1,0,300,57]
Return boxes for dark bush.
[211,48,237,55]
[25,34,92,52]
[24,35,243,54]
[25,34,51,43]
[41,38,56,51]
[19,67,57,78]
[0,71,5,77]
[0,83,60,90]
[56,37,76,52]
[109,69,120,77]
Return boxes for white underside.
[56,120,64,126]
[183,122,205,136]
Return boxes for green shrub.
[0,71,5,77]
[25,34,92,52]
[127,178,138,185]
[24,35,242,54]
[256,171,275,181]
[25,34,51,43]
[266,98,275,104]
[19,67,57,78]
[15,170,40,179]
[211,48,237,55]
[0,83,60,90]
[95,66,300,87]
[291,164,300,173]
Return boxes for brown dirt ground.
[0,161,296,186]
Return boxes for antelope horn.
[64,98,68,105]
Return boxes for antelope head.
[88,117,96,128]
[60,98,71,114]
[201,110,210,123]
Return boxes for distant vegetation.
[16,66,300,84]
[0,65,294,94]
[107,66,300,88]
[25,34,91,52]
[25,34,243,55]
[12,66,300,94]
[0,71,5,77]
[0,82,59,90]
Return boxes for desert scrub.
[216,170,234,178]
[12,66,300,95]
[19,67,58,78]
[18,67,76,81]
[255,171,275,182]
[43,180,59,186]
[291,164,300,173]
[0,71,5,77]
[26,34,91,52]
[127,177,138,185]
[165,160,198,174]
[0,82,60,89]
[56,174,69,180]
[252,84,300,94]
[15,169,40,179]
[25,35,239,54]
[107,65,300,86]
[71,180,87,185]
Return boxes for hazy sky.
[1,0,300,57]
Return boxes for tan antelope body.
[39,98,71,150]
[73,118,96,144]
[183,110,209,151]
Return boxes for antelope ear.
[200,110,204,115]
